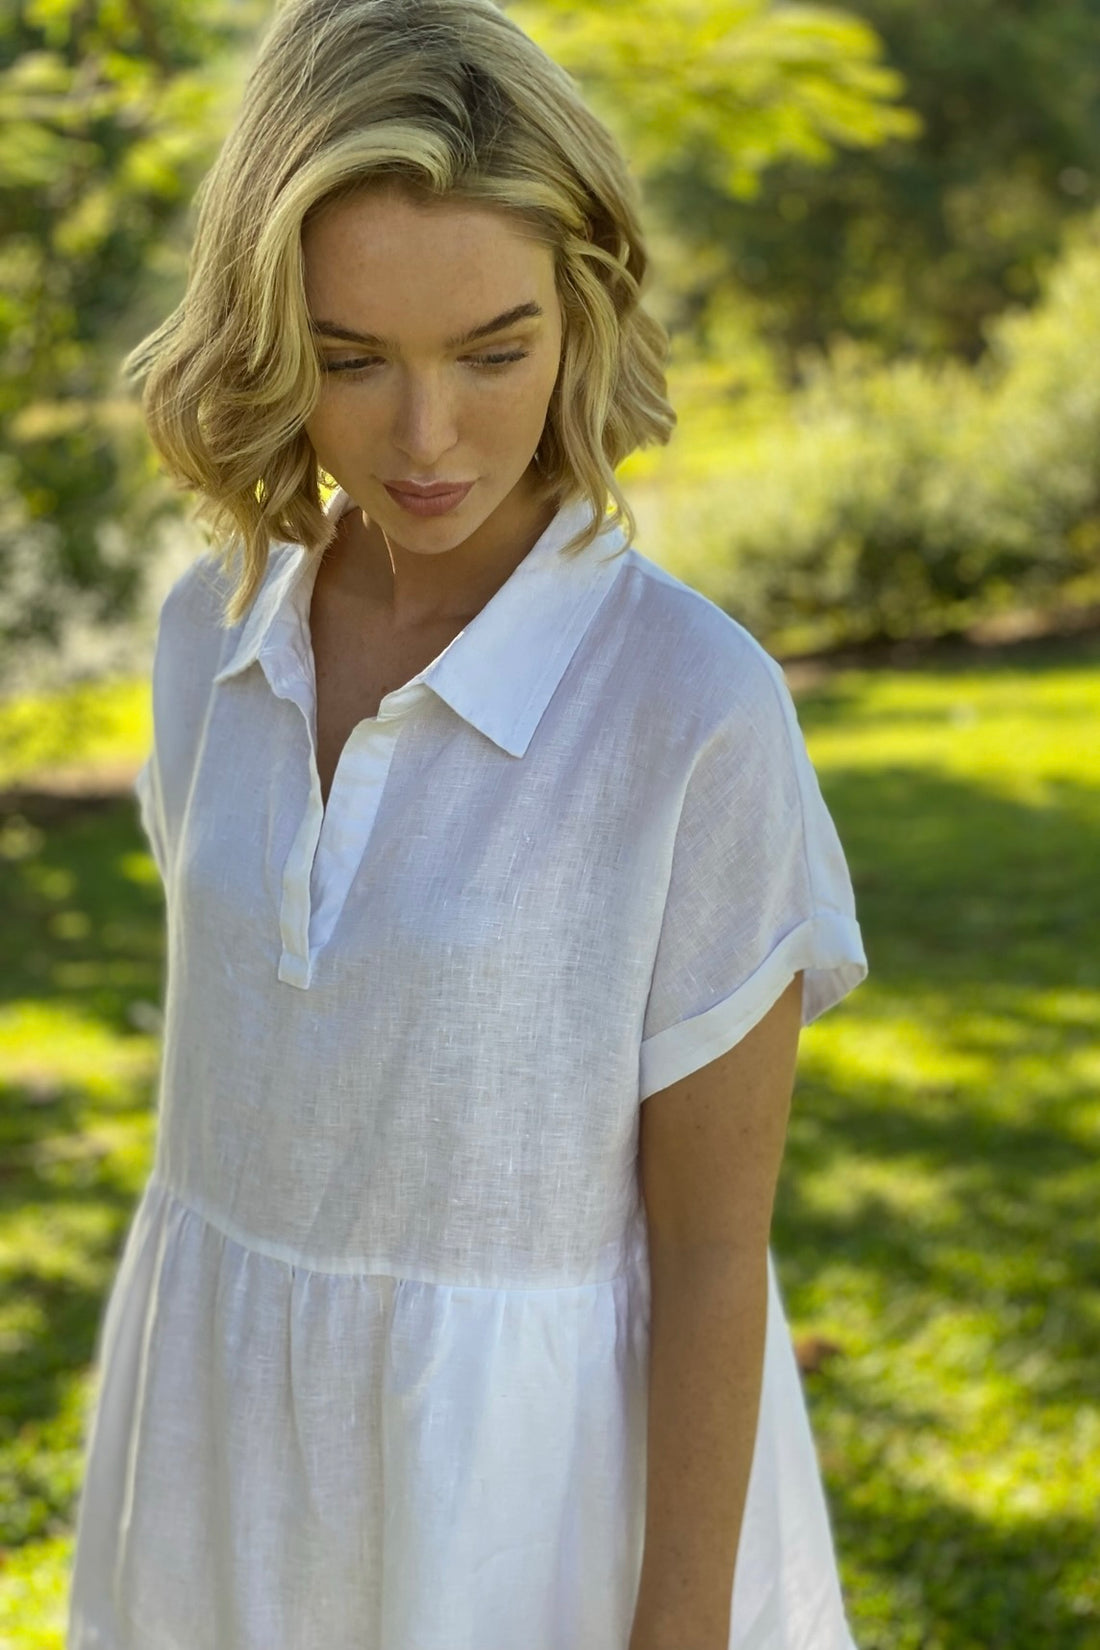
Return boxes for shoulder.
[155,539,296,654]
[602,544,793,745]
[145,541,292,733]
[158,546,234,635]
[606,552,823,841]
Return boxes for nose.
[390,370,460,469]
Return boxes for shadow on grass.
[789,630,1100,715]
[787,754,1097,1346]
[824,763,1098,985]
[830,1475,1099,1650]
[0,788,163,1545]
[0,785,163,1013]
[774,754,1098,1647]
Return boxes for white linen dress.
[66,485,868,1650]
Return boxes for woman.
[67,2,868,1647]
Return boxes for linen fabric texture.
[67,487,868,1650]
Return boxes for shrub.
[669,207,1100,650]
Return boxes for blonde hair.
[122,0,677,626]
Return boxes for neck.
[334,476,561,631]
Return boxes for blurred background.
[1,2,1097,1644]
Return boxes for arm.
[630,973,804,1650]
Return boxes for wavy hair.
[122,0,677,625]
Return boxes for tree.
[662,0,1100,371]
[507,0,919,340]
[0,0,265,691]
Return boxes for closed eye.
[323,351,530,377]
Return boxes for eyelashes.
[323,351,531,380]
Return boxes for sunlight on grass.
[0,677,150,787]
[803,1000,998,1092]
[783,646,1100,1645]
[0,1533,73,1646]
[0,1002,157,1096]
[0,1200,127,1295]
[801,663,1096,790]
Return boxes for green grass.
[0,675,151,791]
[1,643,1097,1647]
[782,640,1100,1649]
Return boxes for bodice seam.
[145,1170,645,1292]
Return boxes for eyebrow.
[310,302,545,351]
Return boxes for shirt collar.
[211,486,628,757]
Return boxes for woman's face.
[302,186,565,555]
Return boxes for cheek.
[477,381,546,437]
[494,360,560,434]
[303,393,339,450]
[304,388,377,462]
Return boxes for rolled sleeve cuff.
[638,911,867,1101]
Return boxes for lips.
[386,481,472,498]
[383,480,474,516]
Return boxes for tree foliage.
[669,206,1100,650]
[0,0,265,688]
[672,0,1100,368]
[507,0,919,196]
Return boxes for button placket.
[277,773,324,987]
[276,679,427,989]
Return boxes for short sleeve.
[133,751,168,885]
[638,651,867,1101]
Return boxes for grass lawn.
[0,639,1097,1647]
